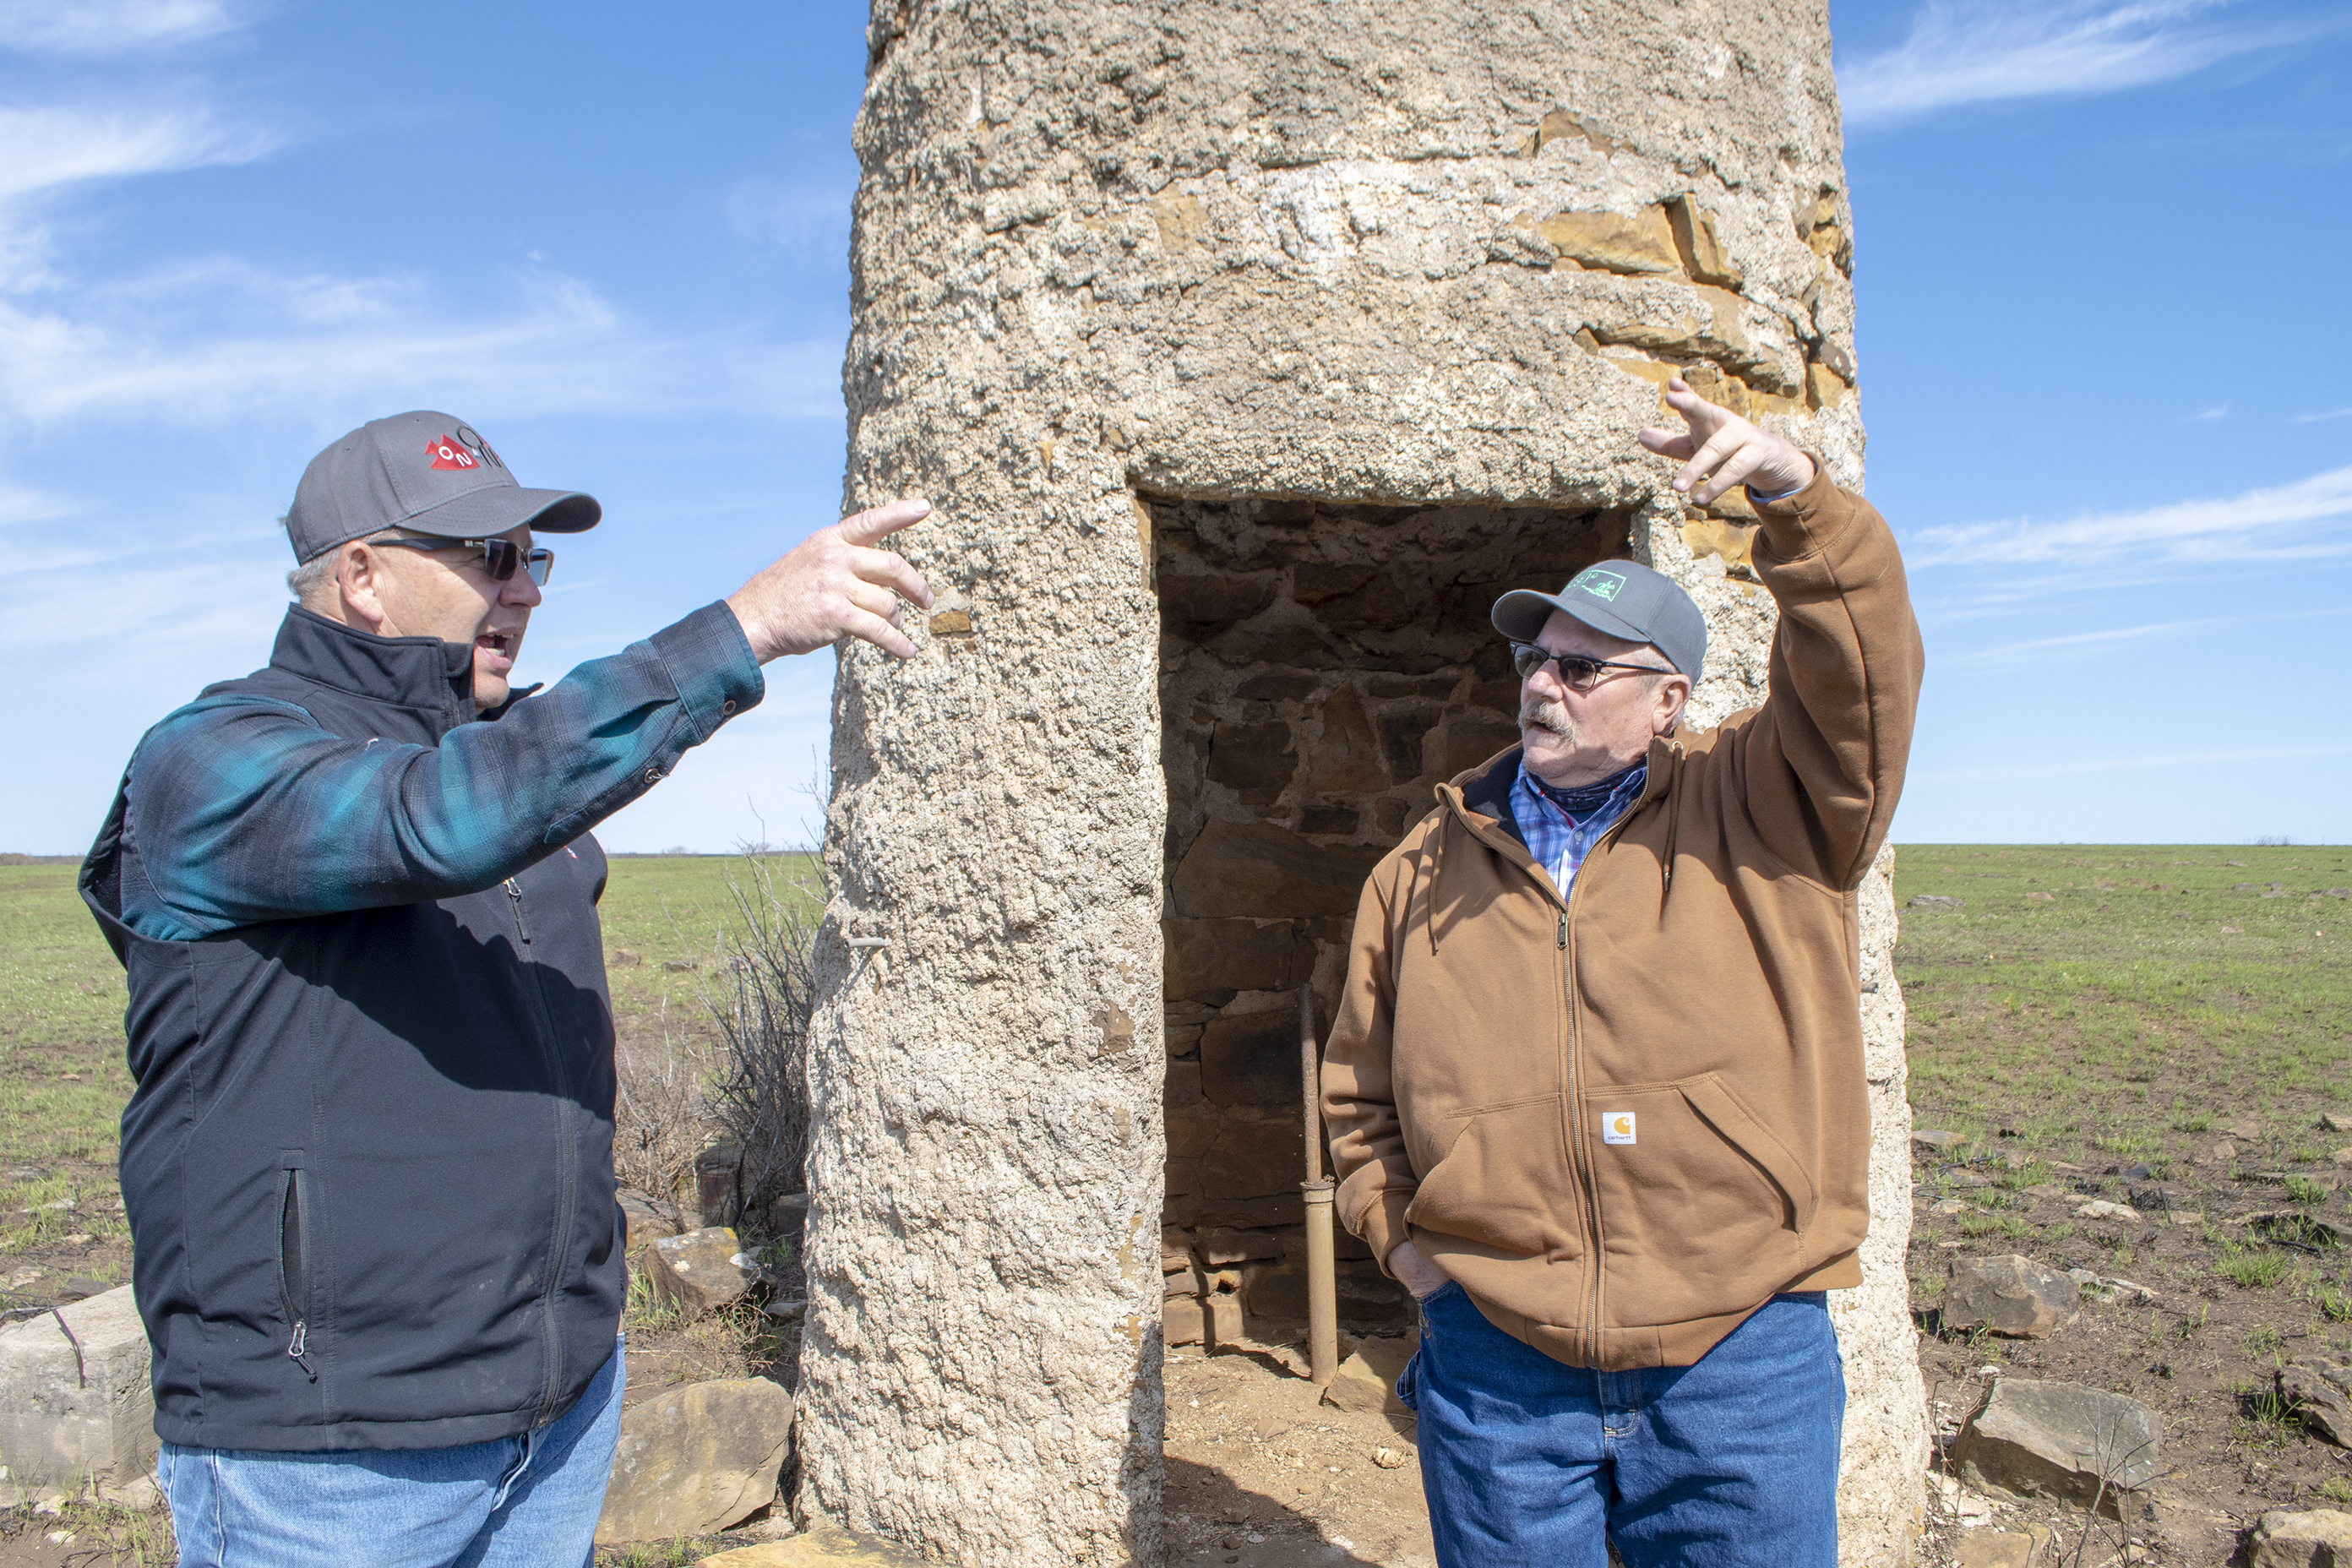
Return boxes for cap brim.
[402,487,602,538]
[1491,589,1672,666]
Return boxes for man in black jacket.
[80,411,932,1566]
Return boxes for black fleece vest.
[81,611,624,1451]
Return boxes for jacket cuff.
[1747,459,1852,563]
[1355,1191,1417,1277]
[649,602,765,743]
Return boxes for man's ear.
[1655,676,1691,737]
[336,542,393,634]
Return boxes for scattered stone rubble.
[1951,1377,2160,1519]
[596,1378,798,1545]
[2250,1508,2352,1568]
[1942,1255,2079,1339]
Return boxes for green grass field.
[1893,844,2350,1152]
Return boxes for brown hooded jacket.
[1321,471,1925,1370]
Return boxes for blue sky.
[0,0,2344,853]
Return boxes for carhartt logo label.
[426,434,478,471]
[1576,569,1627,602]
[1603,1112,1636,1146]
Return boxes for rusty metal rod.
[1300,983,1338,1385]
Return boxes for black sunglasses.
[374,536,554,587]
[1510,641,1674,692]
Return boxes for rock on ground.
[1952,1378,2160,1516]
[595,1377,795,1544]
[700,1523,930,1566]
[1321,1335,1415,1416]
[1943,1255,2079,1338]
[646,1226,756,1316]
[2282,1359,2352,1447]
[0,1283,155,1506]
[2250,1509,2352,1568]
[1951,1531,2037,1568]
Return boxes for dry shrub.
[704,852,823,1211]
[612,999,711,1206]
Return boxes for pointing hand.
[726,497,938,662]
[1636,378,1816,508]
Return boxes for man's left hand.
[1638,378,1816,507]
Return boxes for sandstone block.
[2251,1509,2352,1568]
[1172,819,1386,919]
[1162,917,1314,999]
[1200,1010,1305,1110]
[1240,1258,1308,1320]
[2325,1111,2352,1134]
[1302,684,1389,794]
[1164,1296,1206,1347]
[596,1377,796,1544]
[618,1187,684,1255]
[1321,1334,1415,1413]
[1913,1128,1966,1152]
[1533,206,1681,274]
[2282,1358,2352,1446]
[1206,721,1298,800]
[697,1523,929,1567]
[1663,193,1742,287]
[1944,1255,2079,1338]
[647,1227,756,1317]
[1205,1291,1244,1351]
[1952,1379,2159,1515]
[1952,1533,2035,1568]
[1159,574,1277,626]
[0,1284,154,1506]
[1197,1226,1286,1266]
[1437,721,1522,780]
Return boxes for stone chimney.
[801,1,1925,1562]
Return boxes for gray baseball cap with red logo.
[285,411,601,564]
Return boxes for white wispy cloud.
[0,0,245,54]
[1940,606,2351,667]
[1908,463,2352,568]
[2186,403,2229,422]
[1838,1,2316,129]
[0,102,269,206]
[2292,406,2352,424]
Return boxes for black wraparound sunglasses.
[1510,641,1674,691]
[374,536,555,587]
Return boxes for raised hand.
[726,497,937,662]
[1637,378,1816,508]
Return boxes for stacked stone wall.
[1152,493,1628,1339]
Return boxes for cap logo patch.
[454,425,504,470]
[1575,569,1627,602]
[426,434,478,471]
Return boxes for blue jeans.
[157,1336,625,1568]
[1398,1285,1843,1568]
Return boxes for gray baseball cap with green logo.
[1491,558,1707,681]
[285,411,602,564]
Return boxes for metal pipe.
[1300,984,1338,1386]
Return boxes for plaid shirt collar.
[1508,759,1648,898]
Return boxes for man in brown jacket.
[1322,376,1924,1566]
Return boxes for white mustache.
[1519,697,1574,740]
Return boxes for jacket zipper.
[280,1168,317,1380]
[506,874,578,1424]
[1559,802,1649,1368]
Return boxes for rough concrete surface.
[806,0,1914,1561]
[0,1283,155,1506]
